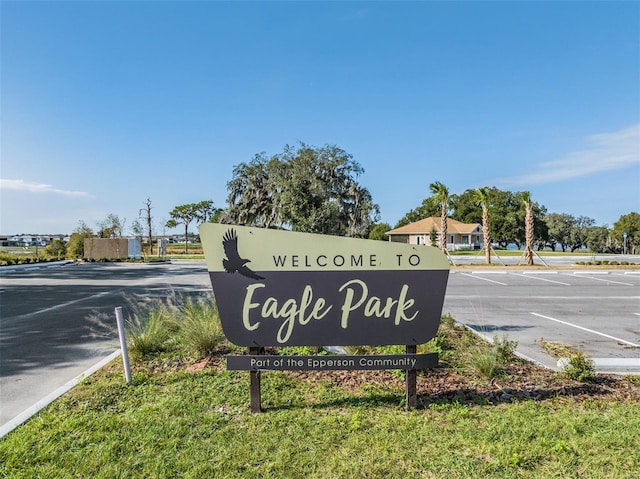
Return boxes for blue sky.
[1,1,638,235]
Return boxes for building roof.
[387,217,481,235]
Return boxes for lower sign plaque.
[227,353,439,371]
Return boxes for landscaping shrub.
[127,303,177,359]
[179,296,225,358]
[562,353,596,382]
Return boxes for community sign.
[200,224,450,348]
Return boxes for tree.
[545,213,573,252]
[522,192,534,265]
[585,226,612,253]
[196,200,217,223]
[398,186,547,249]
[395,196,440,228]
[429,181,450,252]
[569,216,595,252]
[368,223,391,241]
[97,214,126,238]
[66,221,94,259]
[475,187,492,264]
[210,208,225,223]
[45,239,67,259]
[224,143,379,237]
[224,155,284,229]
[139,198,154,255]
[429,226,438,246]
[451,188,525,248]
[166,201,214,253]
[544,213,594,252]
[612,212,640,254]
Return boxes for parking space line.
[459,272,507,285]
[612,273,640,281]
[510,273,571,286]
[561,273,634,286]
[580,276,634,286]
[572,271,610,275]
[530,312,640,347]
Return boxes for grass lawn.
[1,305,639,478]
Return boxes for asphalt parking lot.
[443,268,640,372]
[1,258,639,435]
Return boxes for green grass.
[1,366,638,478]
[1,300,639,478]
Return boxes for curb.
[0,260,74,273]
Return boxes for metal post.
[405,345,417,409]
[249,347,262,413]
[115,307,132,383]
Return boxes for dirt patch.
[199,354,640,406]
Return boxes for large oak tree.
[224,143,379,237]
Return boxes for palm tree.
[475,187,492,264]
[429,181,450,252]
[522,192,534,265]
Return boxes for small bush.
[493,335,518,363]
[562,353,596,382]
[179,296,225,358]
[422,334,453,362]
[440,313,456,328]
[472,349,499,379]
[127,304,176,359]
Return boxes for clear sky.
[1,1,638,236]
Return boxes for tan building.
[83,238,142,260]
[386,217,483,251]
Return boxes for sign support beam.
[249,347,262,413]
[405,345,417,408]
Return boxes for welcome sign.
[200,224,450,348]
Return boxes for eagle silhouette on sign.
[222,228,264,280]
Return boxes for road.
[0,261,211,432]
[1,257,639,433]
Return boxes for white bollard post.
[115,307,132,383]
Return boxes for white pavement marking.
[459,272,507,286]
[510,273,571,286]
[530,312,640,348]
[0,350,121,438]
[2,291,112,323]
[572,271,610,275]
[579,276,634,286]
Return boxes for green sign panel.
[200,224,450,347]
